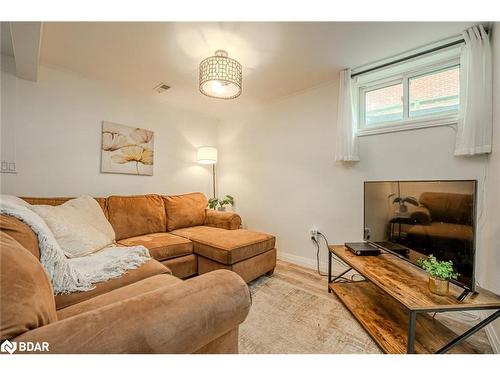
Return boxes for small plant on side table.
[208,195,234,211]
[417,255,459,296]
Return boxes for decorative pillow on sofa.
[31,196,116,258]
[163,192,208,231]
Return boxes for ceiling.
[10,22,477,119]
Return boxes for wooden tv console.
[327,245,500,354]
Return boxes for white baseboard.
[278,251,324,270]
[277,251,347,275]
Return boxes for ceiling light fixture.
[199,50,242,99]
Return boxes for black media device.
[345,242,381,256]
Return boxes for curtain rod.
[351,39,465,79]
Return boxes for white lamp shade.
[197,146,218,164]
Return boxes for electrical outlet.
[310,229,318,240]
[364,227,371,240]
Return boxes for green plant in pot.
[417,255,459,296]
[208,195,234,211]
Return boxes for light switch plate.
[1,160,17,174]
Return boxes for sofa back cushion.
[419,192,473,225]
[163,192,208,231]
[107,195,167,240]
[0,214,40,259]
[0,232,57,341]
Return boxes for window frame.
[356,57,461,136]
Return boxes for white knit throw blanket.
[1,196,151,294]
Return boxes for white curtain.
[455,24,493,156]
[335,68,359,162]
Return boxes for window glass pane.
[365,83,403,126]
[409,66,459,118]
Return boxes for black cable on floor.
[316,231,364,281]
[312,236,350,281]
[312,237,328,277]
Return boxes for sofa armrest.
[410,206,432,225]
[14,270,251,354]
[204,209,242,230]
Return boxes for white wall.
[217,80,488,276]
[483,22,500,351]
[0,54,218,197]
[485,22,500,294]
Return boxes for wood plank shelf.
[329,246,500,311]
[329,281,477,354]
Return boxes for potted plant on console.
[208,195,234,211]
[418,255,459,296]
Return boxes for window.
[365,83,403,126]
[356,55,461,134]
[409,65,459,118]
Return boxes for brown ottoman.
[170,226,277,283]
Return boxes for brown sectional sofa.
[21,192,277,286]
[0,192,277,353]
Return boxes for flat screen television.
[364,180,477,291]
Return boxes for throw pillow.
[31,196,115,258]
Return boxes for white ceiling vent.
[153,83,171,93]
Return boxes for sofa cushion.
[118,232,193,261]
[31,196,115,258]
[0,232,57,341]
[171,226,275,265]
[0,214,40,259]
[57,274,182,320]
[107,195,167,240]
[163,192,208,231]
[54,259,170,309]
[162,254,198,279]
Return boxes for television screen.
[364,180,476,291]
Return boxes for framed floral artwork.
[100,121,154,176]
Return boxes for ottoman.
[170,226,276,283]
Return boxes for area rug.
[239,275,382,354]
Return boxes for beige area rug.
[239,275,382,354]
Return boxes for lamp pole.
[196,146,218,199]
[212,164,216,198]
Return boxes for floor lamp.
[197,146,218,198]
